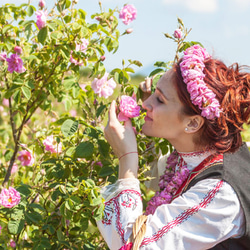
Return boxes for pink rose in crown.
[184,44,210,60]
[0,187,21,208]
[35,10,47,30]
[118,95,140,121]
[119,4,137,25]
[91,72,116,98]
[43,135,62,154]
[6,54,26,73]
[17,150,35,166]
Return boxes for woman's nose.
[142,96,153,111]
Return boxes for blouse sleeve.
[96,178,143,250]
[97,178,245,250]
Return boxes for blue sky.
[2,0,250,75]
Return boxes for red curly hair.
[173,59,250,153]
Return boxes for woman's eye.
[157,97,164,103]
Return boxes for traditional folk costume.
[97,45,250,249]
[97,143,250,249]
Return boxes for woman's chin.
[141,125,151,136]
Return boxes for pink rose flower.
[80,84,87,92]
[76,38,89,53]
[43,135,62,154]
[14,46,23,55]
[173,29,182,39]
[6,54,26,73]
[118,95,140,121]
[119,4,137,25]
[9,239,16,248]
[70,38,89,65]
[0,187,21,208]
[126,28,133,34]
[17,150,35,166]
[91,72,116,98]
[0,225,2,234]
[11,163,19,175]
[100,55,106,61]
[35,10,47,30]
[70,54,83,66]
[0,52,7,62]
[2,98,9,107]
[39,0,46,8]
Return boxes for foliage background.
[0,1,249,249]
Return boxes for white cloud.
[163,0,218,13]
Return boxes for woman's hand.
[104,100,138,179]
[139,77,152,102]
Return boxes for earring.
[185,128,188,131]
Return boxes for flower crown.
[179,44,222,119]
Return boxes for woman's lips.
[144,115,153,121]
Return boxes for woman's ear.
[185,115,204,133]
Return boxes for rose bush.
[0,1,194,248]
[0,0,151,248]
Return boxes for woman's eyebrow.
[156,87,169,100]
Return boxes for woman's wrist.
[118,152,139,179]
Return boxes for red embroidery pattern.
[140,180,224,247]
[121,193,137,209]
[179,150,212,158]
[102,205,113,225]
[114,198,125,244]
[102,189,141,244]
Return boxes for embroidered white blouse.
[97,151,245,250]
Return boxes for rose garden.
[0,0,249,249]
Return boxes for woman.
[97,45,250,249]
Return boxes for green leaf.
[65,147,76,157]
[16,184,31,196]
[13,90,21,103]
[125,67,135,73]
[57,229,64,241]
[8,219,25,235]
[78,9,86,19]
[61,119,79,137]
[98,165,114,177]
[92,203,104,221]
[75,142,94,159]
[4,149,13,162]
[96,104,107,118]
[21,86,31,99]
[37,27,48,44]
[26,5,34,17]
[29,203,45,211]
[128,60,143,67]
[63,76,76,89]
[80,217,89,231]
[25,211,43,224]
[98,139,110,158]
[51,31,63,40]
[149,68,165,77]
[65,0,71,8]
